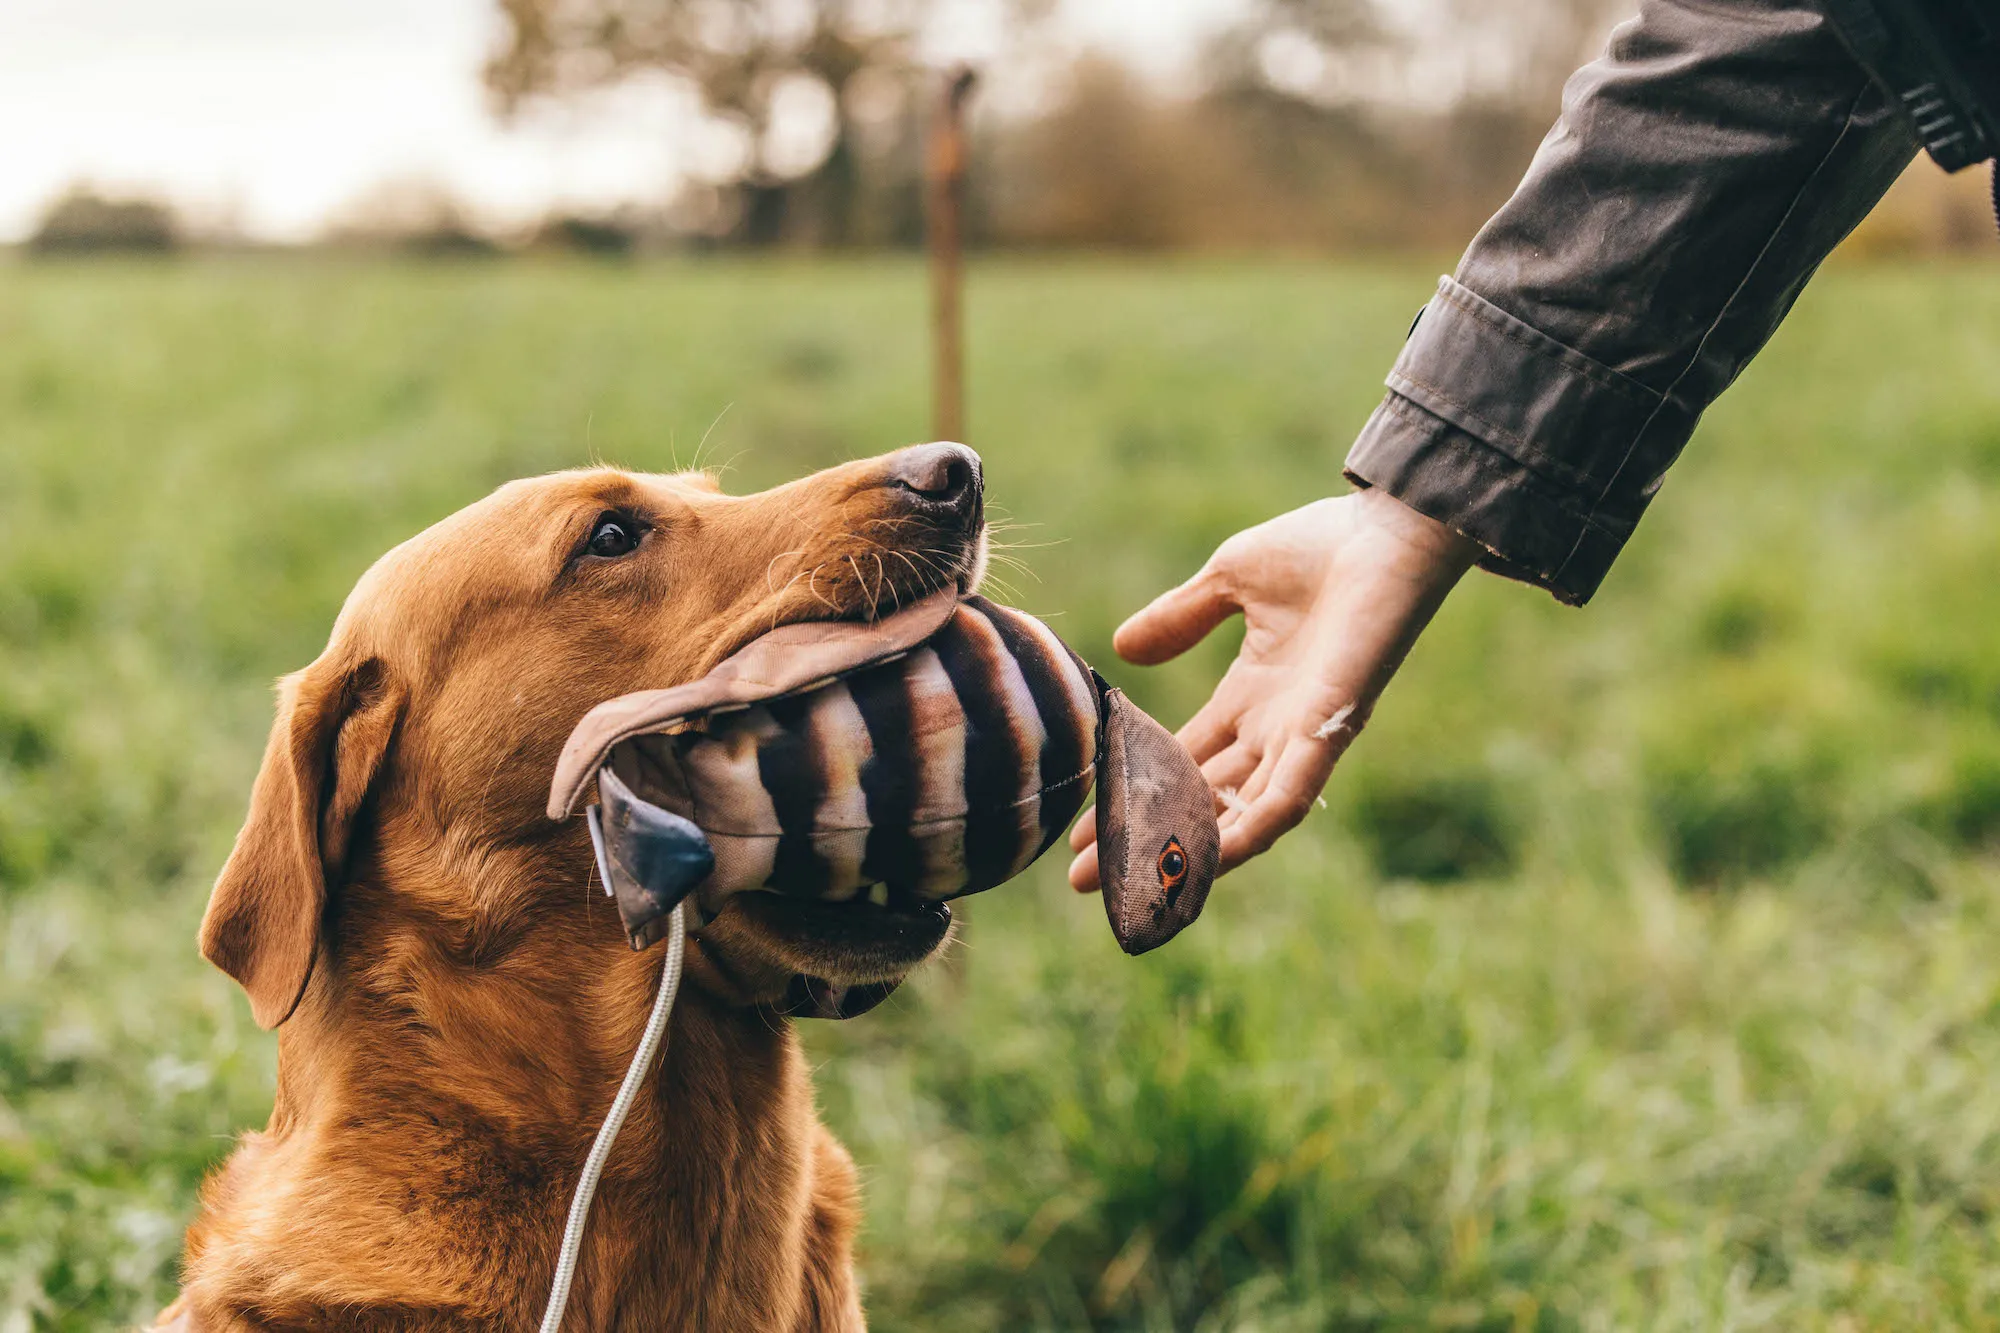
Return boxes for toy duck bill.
[547,589,1220,969]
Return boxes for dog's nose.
[885,442,982,507]
[882,442,983,528]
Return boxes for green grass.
[8,253,2000,1330]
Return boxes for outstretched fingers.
[1218,737,1337,872]
[1113,568,1238,666]
[1067,839,1100,893]
[1069,805,1097,853]
[1176,693,1242,764]
[1200,742,1258,801]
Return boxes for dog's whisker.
[767,567,819,630]
[765,548,810,594]
[865,554,884,615]
[843,556,878,623]
[806,567,842,616]
[887,550,928,595]
[982,550,1038,573]
[876,554,903,615]
[691,402,734,474]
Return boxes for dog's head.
[201,444,985,1028]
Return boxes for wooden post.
[927,66,977,443]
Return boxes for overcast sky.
[0,0,1245,242]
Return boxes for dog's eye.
[586,514,642,559]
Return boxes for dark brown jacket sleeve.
[1344,0,1917,604]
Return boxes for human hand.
[1068,488,1482,891]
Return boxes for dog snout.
[881,442,983,530]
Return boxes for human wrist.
[1352,485,1484,581]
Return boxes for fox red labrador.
[155,444,986,1331]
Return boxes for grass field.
[8,254,2000,1330]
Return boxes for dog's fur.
[155,448,984,1331]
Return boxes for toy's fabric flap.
[548,589,959,819]
[1095,686,1221,955]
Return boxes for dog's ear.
[200,655,404,1028]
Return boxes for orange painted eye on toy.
[1157,837,1188,893]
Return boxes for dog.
[153,443,987,1331]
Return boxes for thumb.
[1113,567,1238,665]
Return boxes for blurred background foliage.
[23,0,1996,259]
[7,255,2000,1328]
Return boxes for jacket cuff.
[1344,276,1692,606]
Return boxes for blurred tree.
[487,0,927,245]
[28,187,178,256]
[1217,0,1624,111]
[321,177,500,256]
[1185,0,1631,247]
[1440,0,1632,108]
[531,212,640,257]
[480,0,1655,254]
[990,57,1193,249]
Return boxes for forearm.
[1346,0,1916,605]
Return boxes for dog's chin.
[706,890,954,988]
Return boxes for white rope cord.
[539,901,687,1332]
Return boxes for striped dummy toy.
[547,589,1221,990]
